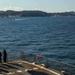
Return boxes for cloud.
[0,6,47,12]
[2,6,24,11]
[0,6,43,11]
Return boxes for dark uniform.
[3,49,7,62]
[0,52,2,63]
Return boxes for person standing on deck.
[0,52,2,63]
[3,49,7,62]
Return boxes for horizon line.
[0,9,75,13]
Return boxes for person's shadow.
[28,70,50,75]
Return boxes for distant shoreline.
[0,10,75,17]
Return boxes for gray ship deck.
[0,60,61,75]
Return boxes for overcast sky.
[0,0,75,12]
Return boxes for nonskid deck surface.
[0,60,61,75]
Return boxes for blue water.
[0,17,75,65]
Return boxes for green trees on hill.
[0,10,75,17]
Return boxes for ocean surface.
[0,17,75,65]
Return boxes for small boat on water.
[0,51,75,75]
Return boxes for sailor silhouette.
[3,49,7,62]
[0,52,2,63]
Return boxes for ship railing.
[7,52,75,75]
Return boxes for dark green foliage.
[0,10,75,17]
